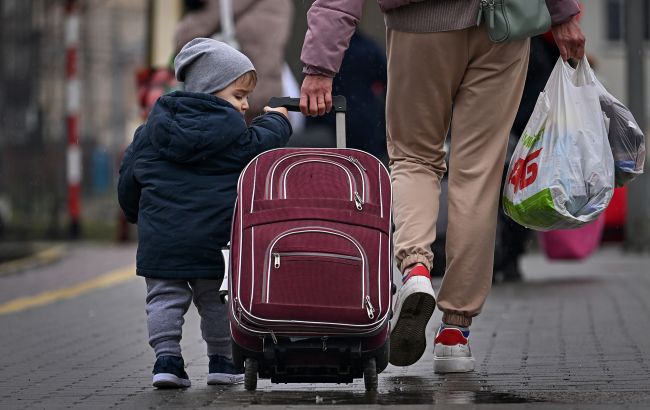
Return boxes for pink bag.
[539,214,605,260]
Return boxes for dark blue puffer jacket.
[118,91,291,279]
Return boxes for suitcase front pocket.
[261,228,372,316]
[266,252,362,308]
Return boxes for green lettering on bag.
[503,188,565,230]
[521,127,544,149]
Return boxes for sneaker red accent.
[402,264,430,283]
[434,328,468,346]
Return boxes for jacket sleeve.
[300,0,365,76]
[233,112,292,162]
[545,0,580,26]
[117,128,142,224]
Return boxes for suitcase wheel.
[244,358,258,391]
[363,357,378,392]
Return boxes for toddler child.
[118,38,291,388]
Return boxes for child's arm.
[117,127,143,223]
[239,109,293,157]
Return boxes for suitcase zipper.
[273,252,281,269]
[234,297,242,328]
[272,251,362,269]
[354,192,363,211]
[365,295,375,320]
[348,155,366,171]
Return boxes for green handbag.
[477,0,552,43]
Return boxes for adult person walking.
[175,0,293,124]
[300,0,585,373]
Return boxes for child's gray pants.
[145,278,231,359]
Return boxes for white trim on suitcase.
[231,313,388,337]
[378,233,382,318]
[378,162,384,218]
[250,158,258,213]
[250,226,255,312]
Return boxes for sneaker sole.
[389,277,436,366]
[433,356,475,373]
[152,373,191,388]
[207,373,244,385]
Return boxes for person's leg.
[145,278,193,388]
[433,26,529,373]
[190,278,243,385]
[385,27,467,366]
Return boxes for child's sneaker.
[389,264,436,366]
[152,355,191,388]
[433,324,475,373]
[207,355,244,385]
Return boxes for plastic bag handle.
[569,56,596,87]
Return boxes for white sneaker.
[433,325,475,373]
[389,264,436,366]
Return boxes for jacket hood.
[144,91,246,164]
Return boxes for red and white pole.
[65,0,81,237]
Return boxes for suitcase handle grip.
[268,95,347,113]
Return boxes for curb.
[0,244,67,277]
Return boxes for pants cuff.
[400,254,431,273]
[153,339,182,358]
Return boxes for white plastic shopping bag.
[503,57,614,231]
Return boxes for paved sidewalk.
[0,244,649,408]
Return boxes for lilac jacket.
[302,0,580,76]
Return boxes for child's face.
[214,77,254,115]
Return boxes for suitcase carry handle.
[268,96,347,148]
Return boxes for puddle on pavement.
[234,386,544,406]
[227,372,545,405]
[432,390,544,404]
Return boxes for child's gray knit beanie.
[174,38,255,94]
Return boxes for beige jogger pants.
[386,26,529,327]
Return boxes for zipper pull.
[354,192,363,211]
[476,1,485,26]
[321,336,328,352]
[488,0,495,29]
[270,330,278,344]
[365,296,375,319]
[235,297,243,328]
[273,253,280,269]
[348,155,366,171]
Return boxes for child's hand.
[264,106,289,118]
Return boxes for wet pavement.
[0,243,649,409]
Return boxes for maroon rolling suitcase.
[229,97,393,391]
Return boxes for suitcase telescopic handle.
[268,95,347,113]
[267,95,348,148]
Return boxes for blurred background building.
[0,0,648,249]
